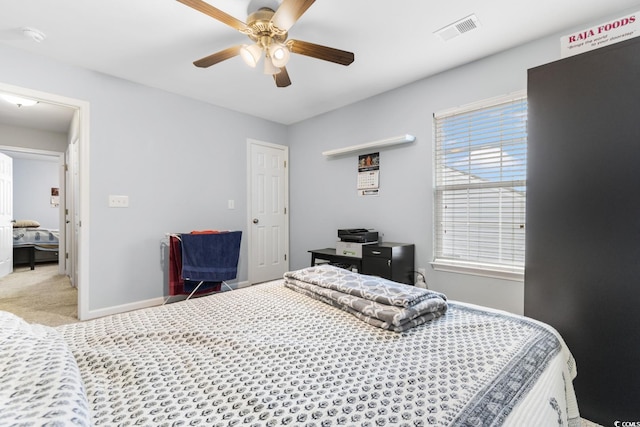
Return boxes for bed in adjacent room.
[0,265,580,426]
[12,220,60,269]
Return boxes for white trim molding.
[431,258,524,282]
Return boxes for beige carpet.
[0,263,78,326]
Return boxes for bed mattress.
[12,227,59,248]
[50,279,579,426]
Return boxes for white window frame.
[431,91,527,281]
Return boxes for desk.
[310,242,415,285]
[308,248,362,272]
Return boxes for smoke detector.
[434,14,480,41]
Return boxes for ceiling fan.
[177,0,355,87]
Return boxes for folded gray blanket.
[284,265,448,332]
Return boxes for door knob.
[253,218,259,224]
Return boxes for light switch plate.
[109,195,129,208]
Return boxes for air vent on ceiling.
[434,14,480,41]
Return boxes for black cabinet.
[362,242,414,285]
[525,37,640,425]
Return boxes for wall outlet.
[416,267,427,287]
[108,195,129,208]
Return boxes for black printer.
[338,228,378,243]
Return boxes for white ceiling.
[1,0,639,132]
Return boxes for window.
[433,92,527,280]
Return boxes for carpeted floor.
[0,263,78,326]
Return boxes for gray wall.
[287,29,564,315]
[288,4,637,313]
[0,123,68,152]
[12,157,60,229]
[0,44,287,314]
[287,6,636,315]
[0,124,65,230]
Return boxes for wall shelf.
[322,134,415,157]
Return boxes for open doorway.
[0,82,90,320]
[0,148,65,272]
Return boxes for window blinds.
[434,93,527,272]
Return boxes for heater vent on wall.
[434,14,480,41]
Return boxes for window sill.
[430,259,524,282]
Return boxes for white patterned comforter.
[1,278,580,426]
[0,311,90,426]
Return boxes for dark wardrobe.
[525,37,640,425]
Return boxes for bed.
[12,224,60,269]
[0,265,580,426]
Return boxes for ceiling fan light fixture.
[179,0,355,87]
[270,43,290,68]
[263,56,281,75]
[240,43,262,68]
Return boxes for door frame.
[246,138,289,285]
[0,82,91,320]
[0,152,13,279]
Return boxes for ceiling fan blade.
[194,45,242,68]
[273,67,292,87]
[271,0,315,31]
[287,40,354,66]
[177,0,248,32]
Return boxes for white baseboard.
[85,297,164,320]
[84,280,252,320]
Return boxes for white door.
[248,140,288,284]
[66,138,80,287]
[0,153,13,278]
[64,144,73,283]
